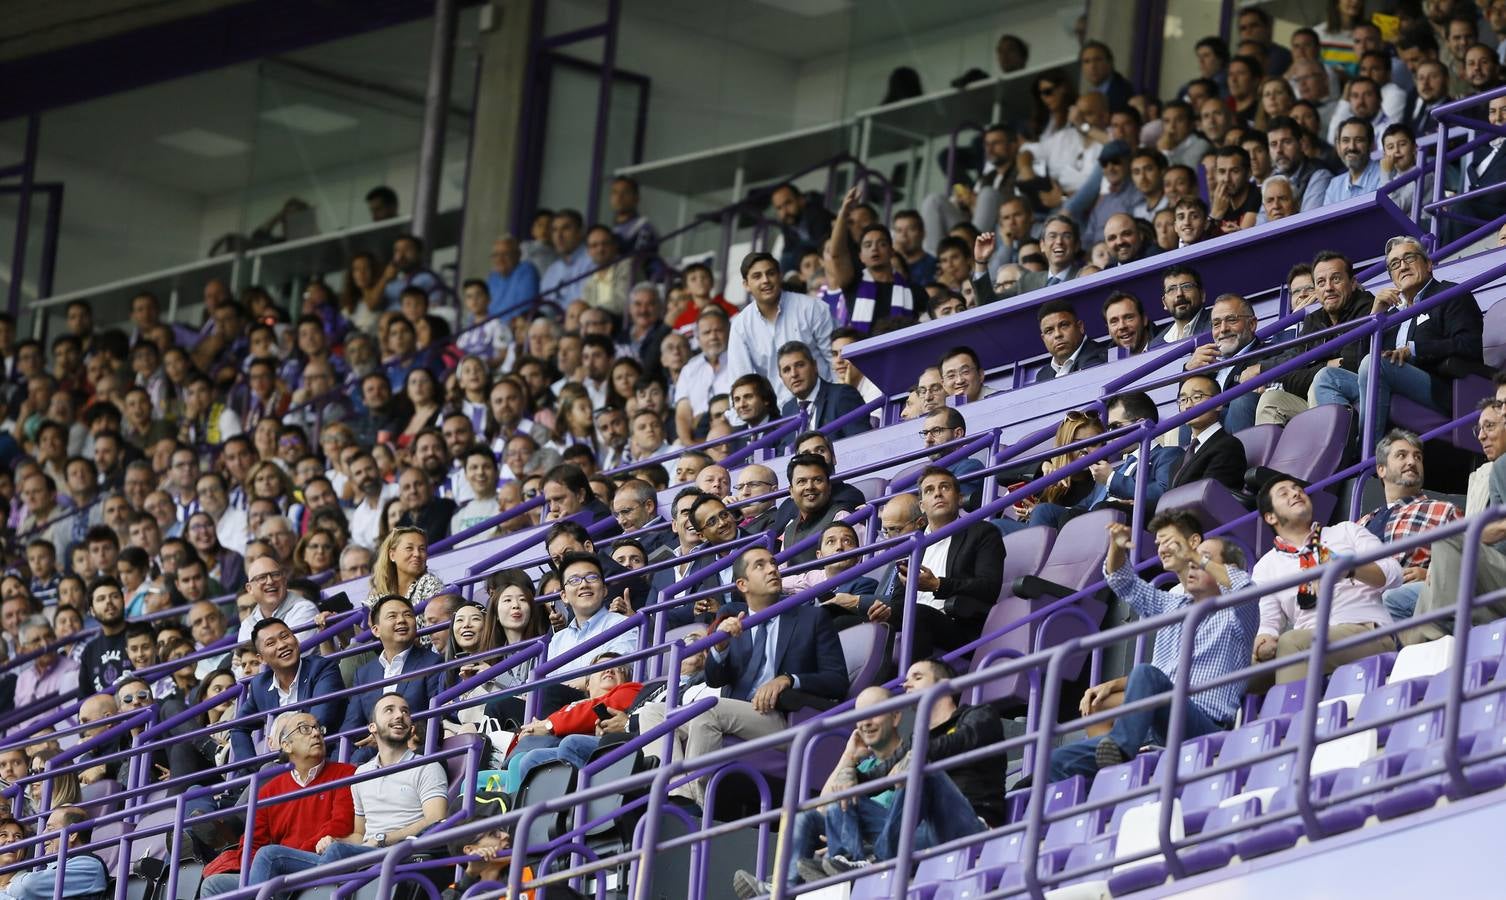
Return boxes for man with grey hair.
[12,616,78,714]
[1311,235,1484,447]
[1260,175,1297,221]
[486,232,540,321]
[626,282,671,375]
[257,515,297,567]
[1357,429,1460,621]
[338,544,375,583]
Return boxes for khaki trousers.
[636,698,785,806]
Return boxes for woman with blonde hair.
[1000,409,1105,530]
[247,459,295,510]
[368,525,445,607]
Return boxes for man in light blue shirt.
[727,252,835,407]
[0,806,109,900]
[486,234,540,320]
[540,210,593,304]
[1322,117,1383,206]
[546,551,637,679]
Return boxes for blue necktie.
[743,623,768,701]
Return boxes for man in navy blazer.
[1029,392,1184,528]
[1034,299,1109,382]
[638,546,848,805]
[339,595,444,759]
[776,341,867,443]
[230,617,347,763]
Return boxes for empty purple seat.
[1352,677,1428,744]
[440,732,487,786]
[1233,773,1341,858]
[972,510,1118,704]
[1324,654,1396,702]
[1258,682,1308,720]
[1235,423,1282,469]
[1389,374,1493,449]
[1467,619,1506,663]
[1152,732,1225,783]
[849,476,890,503]
[1052,836,1116,887]
[999,525,1056,591]
[1264,404,1351,484]
[1153,478,1257,558]
[1243,750,1298,794]
[913,845,976,888]
[1037,776,1093,850]
[1179,796,1261,875]
[78,779,124,818]
[1465,725,1506,792]
[1370,740,1469,820]
[976,830,1027,870]
[838,622,889,699]
[932,873,988,900]
[992,846,1072,892]
[1463,685,1506,736]
[849,867,899,900]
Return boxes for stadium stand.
[11,4,1506,899]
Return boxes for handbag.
[476,717,517,769]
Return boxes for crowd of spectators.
[2,2,1506,896]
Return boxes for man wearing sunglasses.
[1251,475,1399,684]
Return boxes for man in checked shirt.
[1357,429,1460,623]
[1049,513,1257,779]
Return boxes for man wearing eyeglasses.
[1252,475,1400,684]
[732,465,780,534]
[610,478,676,557]
[229,618,347,764]
[1311,235,1484,447]
[1403,399,1506,643]
[1181,293,1265,432]
[547,552,639,685]
[919,408,985,510]
[1169,375,1248,491]
[1148,265,1212,349]
[202,711,357,897]
[12,618,78,731]
[236,556,319,643]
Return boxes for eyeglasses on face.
[120,691,151,706]
[735,479,776,492]
[696,510,735,530]
[1178,391,1213,407]
[249,571,286,586]
[564,573,603,587]
[1164,282,1199,296]
[285,722,326,738]
[1386,251,1426,273]
[1209,314,1253,329]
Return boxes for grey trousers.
[1402,533,1506,644]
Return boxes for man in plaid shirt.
[1049,512,1258,780]
[1357,429,1460,621]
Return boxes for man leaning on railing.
[1048,515,1256,781]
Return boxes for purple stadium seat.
[1466,725,1506,791]
[440,732,486,786]
[93,819,125,872]
[1235,423,1282,469]
[1389,373,1494,450]
[1037,776,1093,849]
[1485,296,1506,369]
[1323,654,1396,705]
[1052,835,1116,887]
[972,509,1119,704]
[1263,404,1351,484]
[913,845,976,888]
[1232,772,1342,858]
[1370,741,1465,820]
[932,873,988,900]
[1152,478,1257,558]
[839,623,889,700]
[1468,619,1506,662]
[1086,753,1159,809]
[1352,677,1428,744]
[975,829,1027,870]
[1179,796,1261,874]
[1152,732,1225,782]
[849,476,890,503]
[991,846,1071,892]
[79,779,124,817]
[849,867,899,900]
[127,807,178,864]
[999,526,1056,592]
[1258,682,1308,720]
[1181,719,1283,832]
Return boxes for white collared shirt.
[270,659,304,707]
[916,525,954,610]
[380,645,413,694]
[290,760,326,787]
[1050,338,1088,378]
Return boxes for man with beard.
[1255,251,1373,426]
[347,452,398,551]
[1357,430,1461,622]
[780,454,854,566]
[1149,265,1212,347]
[413,428,470,505]
[1101,213,1151,268]
[1102,291,1151,355]
[78,577,129,694]
[770,182,836,272]
[1182,293,1265,431]
[1323,118,1383,204]
[1263,117,1333,216]
[378,233,448,308]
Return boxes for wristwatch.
[371,833,387,847]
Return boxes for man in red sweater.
[200,710,356,896]
[499,654,642,793]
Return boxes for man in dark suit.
[608,478,677,558]
[1254,251,1373,426]
[654,488,713,629]
[1182,293,1269,432]
[1034,299,1109,382]
[1170,374,1249,491]
[1450,94,1506,242]
[777,341,866,442]
[890,467,1005,658]
[1310,236,1485,446]
[230,618,348,763]
[638,546,848,805]
[1029,392,1184,528]
[1148,265,1213,349]
[780,454,856,565]
[971,215,1083,302]
[340,596,443,761]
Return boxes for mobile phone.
[593,703,612,721]
[317,591,353,615]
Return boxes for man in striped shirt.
[1049,512,1258,780]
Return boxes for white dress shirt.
[727,292,835,406]
[916,528,954,610]
[1253,521,1401,638]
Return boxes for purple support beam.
[583,0,621,226]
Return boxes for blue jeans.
[203,843,373,896]
[783,798,889,884]
[1048,664,1225,781]
[1385,580,1425,621]
[502,734,562,794]
[1311,356,1438,446]
[508,734,602,793]
[872,771,984,861]
[1225,391,1259,435]
[1027,502,1075,529]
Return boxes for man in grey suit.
[970,215,1082,302]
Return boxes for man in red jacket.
[200,710,357,896]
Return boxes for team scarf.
[838,268,917,334]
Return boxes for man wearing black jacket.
[779,454,856,566]
[1169,375,1248,491]
[1311,236,1484,446]
[1256,252,1373,425]
[889,467,1004,657]
[1035,299,1108,382]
